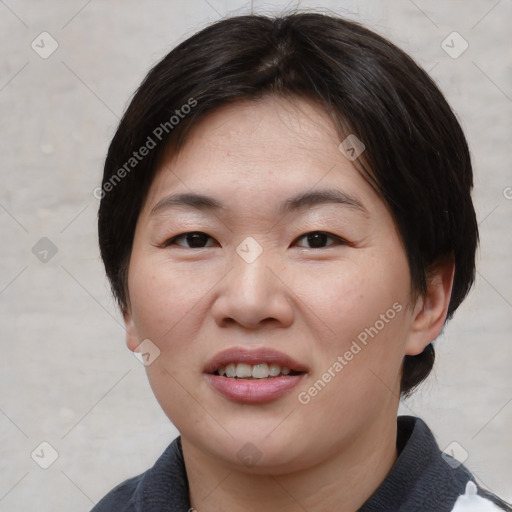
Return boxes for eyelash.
[161,231,349,249]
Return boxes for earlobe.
[405,255,455,356]
[123,308,140,352]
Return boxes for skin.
[124,95,454,512]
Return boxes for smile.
[204,347,308,403]
[214,362,303,379]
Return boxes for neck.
[182,414,398,512]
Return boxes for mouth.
[204,347,308,403]
[213,363,304,379]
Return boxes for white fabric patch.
[450,481,503,511]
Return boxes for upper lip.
[204,346,309,374]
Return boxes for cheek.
[127,255,215,430]
[295,249,411,344]
[128,254,216,343]
[293,250,412,402]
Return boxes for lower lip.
[205,374,305,404]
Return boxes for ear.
[405,255,455,356]
[123,308,140,352]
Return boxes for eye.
[294,231,346,249]
[162,230,347,250]
[163,231,216,248]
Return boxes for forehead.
[142,96,380,218]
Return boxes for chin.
[198,422,319,474]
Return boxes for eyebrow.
[149,188,367,217]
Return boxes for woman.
[92,12,510,512]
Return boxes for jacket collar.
[132,436,190,511]
[359,416,473,511]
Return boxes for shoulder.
[90,473,143,512]
[89,436,190,512]
[378,416,512,512]
[405,416,512,512]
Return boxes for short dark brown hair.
[98,12,478,395]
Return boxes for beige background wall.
[0,1,511,510]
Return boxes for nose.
[210,247,294,330]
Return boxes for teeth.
[269,364,281,376]
[216,363,295,379]
[225,363,236,377]
[236,363,252,378]
[252,363,269,379]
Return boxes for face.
[125,96,424,474]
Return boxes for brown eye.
[295,231,344,249]
[164,231,215,248]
